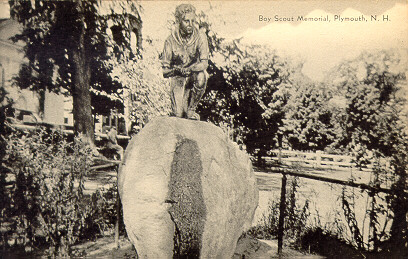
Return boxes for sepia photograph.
[1,0,407,258]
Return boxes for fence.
[92,149,376,253]
[264,149,373,170]
[89,158,122,249]
[267,154,407,254]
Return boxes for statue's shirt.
[161,26,209,69]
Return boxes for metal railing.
[265,151,406,254]
[90,158,122,249]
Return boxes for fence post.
[278,172,287,254]
[369,170,379,252]
[115,165,120,249]
[316,150,322,167]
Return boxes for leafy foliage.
[2,129,117,256]
[8,0,142,141]
[104,42,171,133]
[326,49,408,253]
[4,1,408,255]
[200,34,341,155]
[326,49,408,159]
[10,0,101,93]
[282,81,338,151]
[201,42,301,156]
[244,177,309,240]
[0,82,13,248]
[341,188,364,249]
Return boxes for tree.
[105,40,171,134]
[281,80,338,151]
[9,0,142,144]
[200,42,300,157]
[326,49,408,162]
[0,77,12,241]
[326,49,408,253]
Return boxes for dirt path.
[83,168,118,194]
[72,236,324,258]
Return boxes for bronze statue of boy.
[161,4,209,120]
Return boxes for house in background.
[1,15,141,136]
[0,18,40,116]
[0,18,74,127]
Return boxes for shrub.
[244,197,280,240]
[299,227,362,258]
[2,129,117,256]
[244,177,309,241]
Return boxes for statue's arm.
[185,30,209,72]
[163,67,178,78]
[161,39,179,78]
[188,59,208,72]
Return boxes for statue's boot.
[184,71,207,120]
[187,83,205,120]
[187,111,200,120]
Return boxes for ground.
[78,162,368,258]
[72,236,324,258]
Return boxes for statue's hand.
[173,66,182,76]
[172,66,191,77]
[179,67,191,77]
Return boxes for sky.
[140,1,407,81]
[1,1,406,81]
[0,1,9,19]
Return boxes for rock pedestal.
[118,116,259,258]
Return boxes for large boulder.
[118,116,259,258]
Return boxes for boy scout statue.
[161,4,209,120]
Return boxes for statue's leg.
[182,84,191,118]
[187,71,207,120]
[170,77,187,117]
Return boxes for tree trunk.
[72,0,94,145]
[72,58,94,144]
